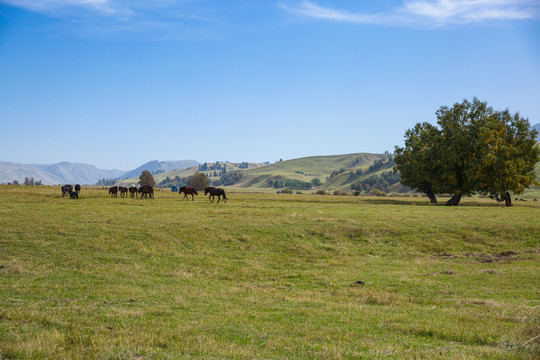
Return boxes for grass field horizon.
[1,186,539,359]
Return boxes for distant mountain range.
[0,160,199,185]
[119,160,199,180]
[0,162,125,185]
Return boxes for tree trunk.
[421,181,437,204]
[503,192,513,207]
[445,193,462,206]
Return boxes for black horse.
[204,187,227,203]
[61,184,73,197]
[75,184,81,194]
[179,186,198,201]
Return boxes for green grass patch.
[1,186,539,359]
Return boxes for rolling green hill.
[232,153,389,189]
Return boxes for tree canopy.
[139,170,156,187]
[394,98,539,206]
[188,172,208,191]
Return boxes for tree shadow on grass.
[361,197,513,207]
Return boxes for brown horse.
[204,187,227,203]
[179,186,198,201]
[129,186,138,198]
[109,186,118,198]
[139,185,154,199]
[119,186,129,198]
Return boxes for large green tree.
[139,170,156,187]
[434,98,493,205]
[395,98,539,206]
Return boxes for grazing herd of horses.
[105,185,227,203]
[62,184,227,203]
[108,185,154,199]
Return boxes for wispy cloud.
[280,0,540,27]
[0,0,223,40]
[278,1,384,24]
[0,0,131,16]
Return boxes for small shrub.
[369,189,387,197]
[315,190,327,195]
[333,190,342,196]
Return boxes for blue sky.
[1,0,539,170]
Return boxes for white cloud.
[405,0,536,22]
[0,0,132,17]
[278,1,383,23]
[280,0,540,27]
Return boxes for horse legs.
[216,195,221,203]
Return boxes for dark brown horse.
[179,186,198,201]
[129,186,138,198]
[119,186,129,198]
[109,186,118,198]
[139,185,154,199]
[204,187,227,203]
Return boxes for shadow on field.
[362,198,434,206]
[362,198,520,207]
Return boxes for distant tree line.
[4,177,43,186]
[96,178,118,186]
[350,171,401,193]
[266,176,321,190]
[158,175,190,188]
[199,161,227,172]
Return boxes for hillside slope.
[230,153,391,190]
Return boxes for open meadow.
[1,186,539,359]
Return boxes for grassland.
[1,186,539,359]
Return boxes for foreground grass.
[0,186,539,359]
